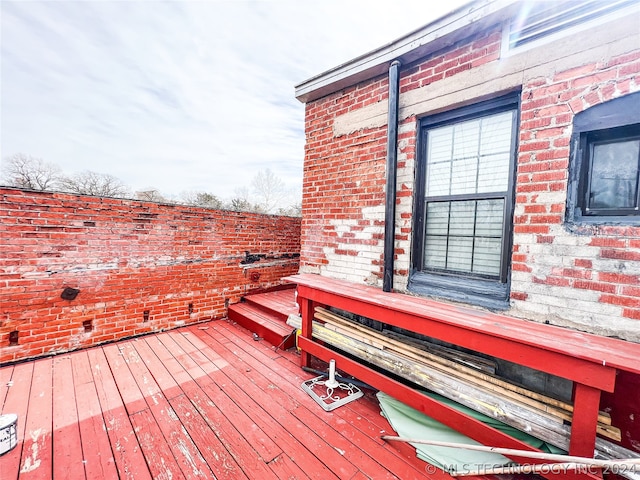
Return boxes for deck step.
[228,288,298,349]
[243,288,299,320]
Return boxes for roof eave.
[294,0,520,104]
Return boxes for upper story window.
[567,92,640,225]
[504,0,637,54]
[409,93,520,310]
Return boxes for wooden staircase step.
[228,302,297,350]
[243,288,299,321]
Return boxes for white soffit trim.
[294,0,520,104]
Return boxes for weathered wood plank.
[190,325,352,480]
[0,361,34,480]
[102,344,147,415]
[180,380,280,480]
[0,364,14,409]
[129,408,185,480]
[19,358,53,480]
[168,393,250,480]
[290,404,399,480]
[212,321,445,479]
[122,342,214,479]
[131,337,182,399]
[265,453,312,480]
[146,332,280,480]
[72,354,119,480]
[143,334,193,386]
[316,309,619,439]
[207,322,428,480]
[166,331,283,464]
[87,348,151,480]
[52,356,85,480]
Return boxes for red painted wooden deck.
[0,318,456,480]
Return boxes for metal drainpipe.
[383,60,401,293]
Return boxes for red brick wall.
[0,188,301,364]
[512,52,640,326]
[300,27,503,284]
[302,82,389,282]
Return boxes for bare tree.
[251,169,287,214]
[59,170,129,198]
[180,191,223,209]
[1,153,61,190]
[135,189,166,202]
[276,202,302,217]
[227,197,255,212]
[226,186,258,212]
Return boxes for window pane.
[589,140,640,209]
[475,199,504,236]
[426,110,513,197]
[473,237,502,276]
[452,120,480,159]
[424,236,447,269]
[479,111,513,155]
[447,237,473,273]
[424,199,504,278]
[448,201,476,236]
[478,153,510,193]
[426,160,451,196]
[425,203,450,235]
[451,157,478,194]
[426,127,453,196]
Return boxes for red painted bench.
[285,273,640,477]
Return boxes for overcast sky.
[1,0,468,203]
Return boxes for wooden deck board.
[2,361,34,480]
[186,327,347,480]
[168,393,250,480]
[52,356,85,480]
[129,408,186,479]
[87,348,152,480]
[205,323,413,478]
[211,321,433,479]
[0,364,14,410]
[70,350,119,479]
[0,318,460,480]
[167,331,284,464]
[19,358,53,480]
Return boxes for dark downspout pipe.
[383,60,401,293]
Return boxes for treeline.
[1,153,301,216]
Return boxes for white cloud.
[1,0,469,202]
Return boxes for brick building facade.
[0,188,301,364]
[296,0,640,342]
[296,0,640,450]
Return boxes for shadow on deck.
[0,316,451,480]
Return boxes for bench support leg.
[570,383,601,458]
[299,297,314,368]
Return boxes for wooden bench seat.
[285,273,640,478]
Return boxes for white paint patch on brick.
[320,205,385,285]
[511,294,640,342]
